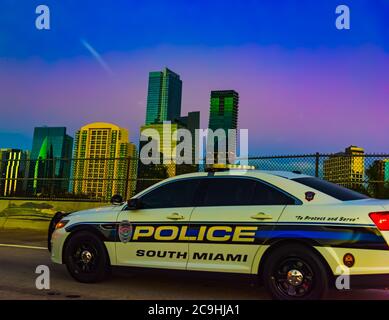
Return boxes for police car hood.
[68,204,123,217]
[344,198,389,210]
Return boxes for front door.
[116,178,201,270]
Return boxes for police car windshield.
[292,177,369,201]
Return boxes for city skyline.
[0,1,388,154]
[0,59,386,158]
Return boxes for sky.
[0,0,388,155]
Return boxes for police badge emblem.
[118,220,133,243]
[305,191,316,202]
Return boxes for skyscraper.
[28,127,73,195]
[145,68,182,125]
[207,90,239,164]
[0,149,29,196]
[137,112,200,193]
[138,122,181,178]
[175,111,200,166]
[72,122,137,200]
[176,111,200,140]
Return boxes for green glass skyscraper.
[207,90,239,163]
[28,127,73,195]
[145,68,182,125]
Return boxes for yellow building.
[139,122,180,177]
[72,122,137,200]
[323,146,364,189]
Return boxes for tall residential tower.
[72,122,137,200]
[207,90,239,164]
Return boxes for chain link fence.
[246,153,389,198]
[0,153,388,201]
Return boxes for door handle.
[251,212,273,220]
[167,213,185,220]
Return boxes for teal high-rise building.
[28,127,73,195]
[145,68,182,125]
[207,90,239,163]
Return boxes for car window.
[140,179,200,209]
[201,178,256,206]
[292,177,369,201]
[252,181,296,205]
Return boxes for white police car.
[49,168,389,300]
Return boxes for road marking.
[0,243,46,250]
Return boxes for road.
[0,229,389,300]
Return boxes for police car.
[49,167,389,300]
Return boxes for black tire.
[64,231,111,283]
[262,244,329,300]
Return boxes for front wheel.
[262,244,329,300]
[64,231,110,283]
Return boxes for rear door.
[187,176,297,273]
[116,178,201,269]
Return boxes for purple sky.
[0,44,388,154]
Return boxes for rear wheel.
[262,244,329,300]
[64,231,110,283]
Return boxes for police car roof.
[257,170,312,180]
[174,170,312,180]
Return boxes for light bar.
[205,164,256,172]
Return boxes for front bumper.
[47,211,70,252]
[50,227,70,264]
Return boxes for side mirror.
[110,194,123,205]
[127,198,142,210]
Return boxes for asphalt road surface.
[1,229,389,300]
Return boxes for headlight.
[55,220,69,230]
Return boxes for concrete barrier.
[0,199,109,232]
